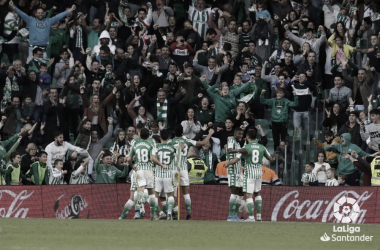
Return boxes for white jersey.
[49,168,66,185]
[188,6,211,38]
[45,141,85,169]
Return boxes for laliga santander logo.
[271,190,372,223]
[333,196,360,223]
[320,233,331,241]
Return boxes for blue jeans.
[293,111,309,129]
[33,106,45,123]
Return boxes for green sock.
[228,195,237,217]
[133,192,140,212]
[246,199,254,216]
[155,198,161,214]
[167,197,174,214]
[137,191,144,203]
[162,201,167,214]
[142,191,148,204]
[149,196,156,217]
[255,196,262,214]
[120,200,134,219]
[234,196,243,216]
[136,191,144,210]
[184,194,191,215]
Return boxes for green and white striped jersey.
[49,168,66,185]
[325,178,339,186]
[188,5,211,38]
[336,13,350,28]
[227,137,242,175]
[301,172,318,183]
[168,137,197,171]
[128,139,156,171]
[242,141,271,179]
[155,143,176,178]
[70,173,90,184]
[70,165,90,184]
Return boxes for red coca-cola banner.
[0,185,379,223]
[269,187,378,224]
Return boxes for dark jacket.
[22,78,39,102]
[142,94,185,129]
[297,62,322,83]
[43,99,67,142]
[3,105,21,135]
[337,122,364,150]
[322,112,347,134]
[17,131,44,155]
[20,153,37,175]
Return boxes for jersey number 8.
[252,149,259,164]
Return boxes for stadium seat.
[265,139,274,154]
[265,130,273,140]
[263,109,272,122]
[255,119,270,131]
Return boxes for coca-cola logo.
[0,190,34,218]
[271,190,373,224]
[54,194,88,219]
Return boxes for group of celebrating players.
[118,124,272,221]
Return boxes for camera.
[180,39,185,43]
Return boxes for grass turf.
[0,218,379,250]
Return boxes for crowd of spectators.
[0,0,379,186]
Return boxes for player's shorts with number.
[228,174,243,188]
[243,177,262,194]
[172,170,189,186]
[155,177,174,193]
[136,169,154,189]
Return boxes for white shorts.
[172,170,189,187]
[155,177,174,194]
[243,178,262,194]
[159,189,166,198]
[136,170,154,189]
[228,174,243,188]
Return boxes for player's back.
[168,136,196,171]
[244,141,270,166]
[156,143,176,178]
[130,139,156,170]
[244,141,270,179]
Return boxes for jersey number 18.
[136,148,149,162]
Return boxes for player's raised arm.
[195,129,214,147]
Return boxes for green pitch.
[0,218,379,250]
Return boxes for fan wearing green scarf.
[141,86,186,130]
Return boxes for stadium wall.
[0,185,379,224]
